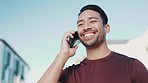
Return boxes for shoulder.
[111,51,137,64]
[111,51,147,69]
[112,51,135,60]
[62,60,84,73]
[112,51,148,82]
[60,63,81,82]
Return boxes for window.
[6,52,11,69]
[21,65,24,80]
[2,51,11,80]
[14,60,20,75]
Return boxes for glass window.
[14,60,20,75]
[2,51,11,80]
[21,65,24,80]
[6,52,11,69]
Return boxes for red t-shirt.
[59,51,148,83]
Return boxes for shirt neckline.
[82,51,113,63]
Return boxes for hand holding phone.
[68,31,80,48]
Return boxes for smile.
[84,33,94,37]
[82,32,96,41]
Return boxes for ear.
[104,24,110,34]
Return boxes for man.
[38,4,148,83]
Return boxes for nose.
[83,23,91,31]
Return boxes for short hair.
[79,4,108,25]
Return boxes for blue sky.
[0,0,148,82]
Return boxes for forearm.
[38,31,78,83]
[37,53,68,83]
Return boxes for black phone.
[68,31,80,48]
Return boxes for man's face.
[77,10,107,47]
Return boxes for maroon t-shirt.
[59,51,148,83]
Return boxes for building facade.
[0,39,30,83]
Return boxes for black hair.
[79,4,108,25]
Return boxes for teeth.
[84,33,94,37]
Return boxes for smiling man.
[38,4,148,83]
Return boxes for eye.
[90,20,97,23]
[78,23,84,27]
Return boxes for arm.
[37,31,78,83]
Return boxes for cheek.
[77,27,82,31]
[98,30,106,41]
[77,29,81,38]
[97,27,105,38]
[77,28,83,34]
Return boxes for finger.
[70,31,76,34]
[64,32,73,39]
[69,31,77,38]
[72,45,78,50]
[63,31,77,42]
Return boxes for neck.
[86,41,111,60]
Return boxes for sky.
[0,0,148,83]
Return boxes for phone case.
[68,31,80,48]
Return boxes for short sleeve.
[59,68,69,83]
[131,59,148,83]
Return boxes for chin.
[81,40,98,47]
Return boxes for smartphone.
[68,31,80,48]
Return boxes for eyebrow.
[77,17,99,24]
[77,19,83,24]
[89,17,99,20]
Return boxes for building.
[0,39,30,83]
